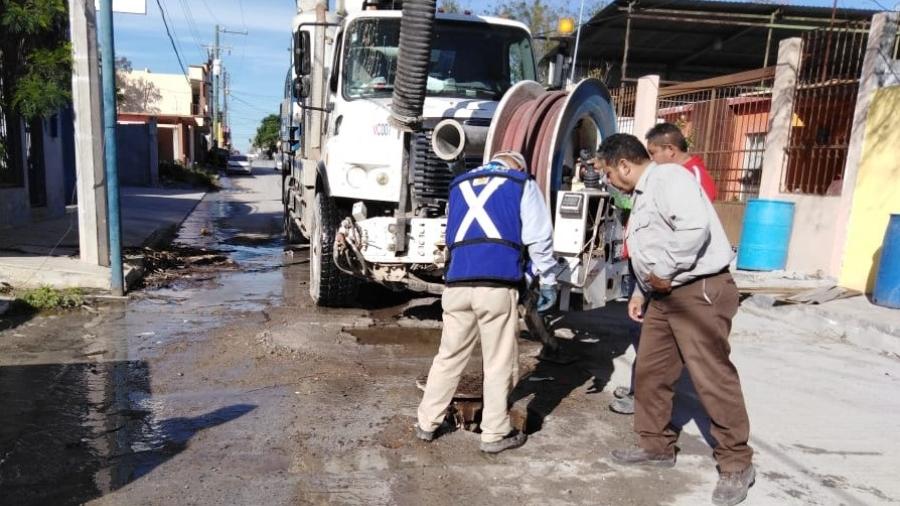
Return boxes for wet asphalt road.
[17,161,888,505]
[4,162,899,505]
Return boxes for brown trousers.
[634,272,753,471]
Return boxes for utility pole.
[69,0,109,269]
[223,69,229,148]
[207,25,246,148]
[212,24,220,147]
[98,0,124,296]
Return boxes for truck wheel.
[309,192,359,306]
[283,203,304,245]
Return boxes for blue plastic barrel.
[737,199,795,271]
[873,214,900,309]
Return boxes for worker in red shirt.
[646,123,718,202]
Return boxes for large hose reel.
[483,79,618,202]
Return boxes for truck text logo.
[372,123,391,136]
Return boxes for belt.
[650,267,729,299]
[673,267,730,290]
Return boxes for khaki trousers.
[417,286,519,443]
[634,273,753,471]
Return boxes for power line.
[238,0,248,31]
[200,0,222,24]
[177,0,205,52]
[229,94,277,114]
[158,0,191,68]
[155,0,189,80]
[229,89,283,99]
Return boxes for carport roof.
[561,0,879,84]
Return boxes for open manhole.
[416,372,487,432]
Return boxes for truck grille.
[412,129,481,204]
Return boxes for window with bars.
[782,23,868,195]
[656,71,775,203]
[740,132,766,201]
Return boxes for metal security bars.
[610,81,637,135]
[782,22,869,195]
[656,67,776,203]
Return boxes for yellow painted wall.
[840,86,900,292]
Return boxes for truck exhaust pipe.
[431,119,465,161]
[431,119,489,162]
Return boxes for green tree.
[492,0,605,70]
[0,0,71,182]
[253,114,280,157]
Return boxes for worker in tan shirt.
[594,134,754,506]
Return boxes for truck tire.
[283,203,304,245]
[309,192,358,306]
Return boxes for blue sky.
[113,0,894,152]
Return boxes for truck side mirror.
[294,31,311,76]
[293,76,310,99]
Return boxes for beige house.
[117,64,211,167]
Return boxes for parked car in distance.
[226,154,252,175]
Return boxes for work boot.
[610,446,676,468]
[613,386,631,399]
[609,393,635,415]
[480,430,527,454]
[712,464,756,506]
[414,419,454,442]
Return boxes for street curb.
[123,190,208,293]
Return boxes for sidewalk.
[0,187,205,291]
[732,269,900,354]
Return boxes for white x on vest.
[454,177,508,244]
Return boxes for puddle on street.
[349,327,442,356]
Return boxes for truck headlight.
[375,171,389,186]
[346,165,367,188]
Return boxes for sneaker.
[712,464,756,506]
[480,430,527,454]
[415,419,454,442]
[613,386,631,399]
[610,445,676,468]
[609,394,635,415]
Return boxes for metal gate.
[783,22,869,195]
[655,68,776,244]
[610,81,637,135]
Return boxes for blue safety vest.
[445,165,528,285]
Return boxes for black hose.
[389,0,436,131]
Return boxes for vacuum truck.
[281,0,628,312]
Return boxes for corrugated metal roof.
[560,0,879,85]
[592,0,880,19]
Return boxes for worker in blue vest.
[416,150,558,454]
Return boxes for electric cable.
[155,0,189,81]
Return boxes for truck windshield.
[342,18,536,101]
